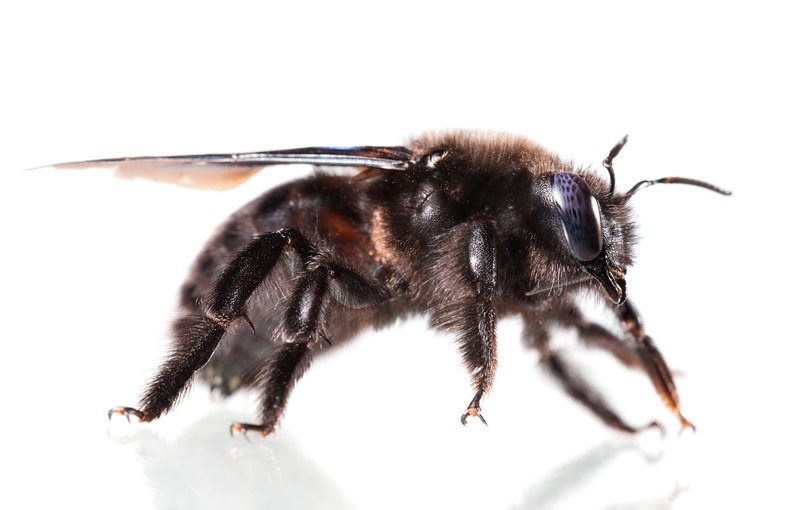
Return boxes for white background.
[1,2,797,509]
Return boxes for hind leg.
[110,227,387,428]
[231,258,388,437]
[109,228,312,423]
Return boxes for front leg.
[432,220,498,426]
[523,310,662,434]
[615,300,695,431]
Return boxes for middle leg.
[431,220,499,426]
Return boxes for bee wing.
[46,146,414,190]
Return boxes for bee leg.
[543,345,663,434]
[229,340,313,438]
[231,258,389,437]
[524,320,661,434]
[614,301,696,432]
[523,305,642,367]
[229,267,324,437]
[454,288,497,428]
[432,220,498,426]
[572,320,642,369]
[568,306,695,430]
[457,292,496,428]
[109,228,312,423]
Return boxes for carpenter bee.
[55,131,729,436]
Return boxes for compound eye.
[552,172,603,261]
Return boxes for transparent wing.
[45,146,415,190]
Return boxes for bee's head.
[549,136,730,305]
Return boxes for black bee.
[60,131,729,436]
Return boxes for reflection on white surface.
[112,416,353,510]
[110,415,681,510]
